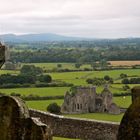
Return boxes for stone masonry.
[30,109,119,140]
[61,86,120,114]
[0,42,6,68]
[0,96,52,140]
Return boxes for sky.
[0,0,140,38]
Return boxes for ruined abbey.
[61,86,120,114]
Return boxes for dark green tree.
[47,103,61,114]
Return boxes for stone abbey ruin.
[1,42,140,139]
[0,42,6,68]
[61,86,120,114]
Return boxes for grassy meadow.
[0,62,139,123]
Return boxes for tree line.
[9,43,140,63]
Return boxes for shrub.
[120,73,127,79]
[104,75,110,81]
[122,78,129,84]
[47,103,61,114]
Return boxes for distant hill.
[0,33,140,43]
[0,33,87,42]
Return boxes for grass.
[49,69,140,86]
[0,87,69,97]
[0,84,137,97]
[26,95,132,122]
[22,63,77,70]
[26,99,124,122]
[26,96,132,112]
[0,65,137,123]
[23,61,140,70]
[26,99,63,111]
[114,96,131,108]
[27,98,124,122]
[65,113,123,122]
[0,69,19,75]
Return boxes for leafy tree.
[86,78,106,86]
[86,78,93,84]
[20,65,43,76]
[57,64,62,68]
[123,85,130,91]
[120,73,127,79]
[75,63,81,69]
[104,75,111,81]
[39,75,52,83]
[47,103,61,114]
[91,62,98,70]
[122,78,129,84]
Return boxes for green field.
[26,95,131,122]
[0,69,19,75]
[22,63,91,70]
[0,87,69,97]
[26,96,131,112]
[26,99,63,111]
[0,64,137,123]
[0,83,138,96]
[26,99,124,122]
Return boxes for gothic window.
[80,104,82,109]
[77,104,79,109]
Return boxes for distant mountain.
[0,33,88,42]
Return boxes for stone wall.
[0,96,52,140]
[30,109,119,140]
[118,86,140,139]
[0,42,6,68]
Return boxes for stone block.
[0,43,6,68]
[131,86,140,103]
[0,96,52,140]
[118,96,140,139]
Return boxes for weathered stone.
[30,109,119,140]
[24,118,52,140]
[118,96,140,139]
[131,86,140,103]
[0,96,29,140]
[0,42,6,68]
[61,86,120,114]
[0,96,52,140]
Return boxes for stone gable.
[61,86,120,114]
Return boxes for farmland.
[22,61,140,70]
[109,61,140,66]
[0,62,139,123]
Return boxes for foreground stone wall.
[30,109,119,140]
[0,96,52,140]
[118,86,140,139]
[0,42,6,68]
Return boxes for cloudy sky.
[0,0,140,38]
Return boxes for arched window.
[77,104,79,109]
[80,104,82,109]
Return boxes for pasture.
[0,63,138,123]
[109,61,140,66]
[26,96,131,112]
[0,87,69,97]
[23,61,140,70]
[26,96,131,122]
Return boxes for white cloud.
[0,0,140,38]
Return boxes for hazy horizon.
[0,0,140,38]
